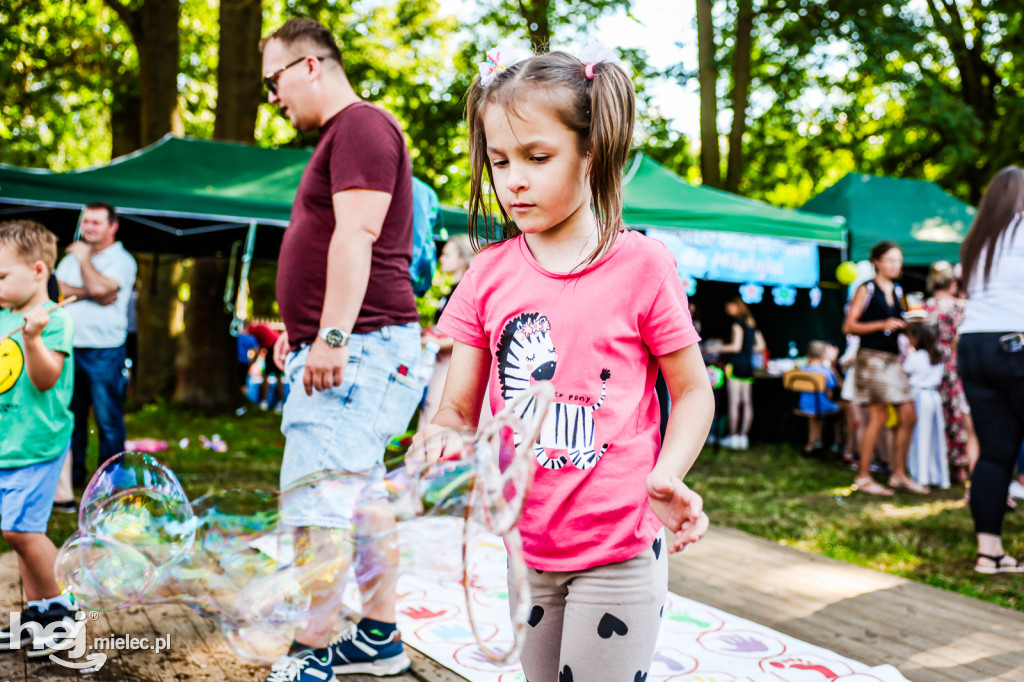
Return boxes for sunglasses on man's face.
[263,55,325,95]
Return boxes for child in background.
[418,235,476,432]
[904,324,949,488]
[410,46,714,682]
[0,220,83,656]
[798,341,841,456]
[715,297,766,450]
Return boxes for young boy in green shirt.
[0,219,83,656]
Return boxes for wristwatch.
[317,327,350,348]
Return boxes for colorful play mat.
[394,517,908,682]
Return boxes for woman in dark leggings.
[957,166,1024,573]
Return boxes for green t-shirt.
[0,307,74,467]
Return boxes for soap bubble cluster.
[56,383,554,666]
[56,453,389,663]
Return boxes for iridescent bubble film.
[56,383,554,666]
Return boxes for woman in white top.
[956,166,1024,574]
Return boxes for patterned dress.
[922,297,969,468]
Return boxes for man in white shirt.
[56,202,137,487]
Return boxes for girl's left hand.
[646,472,710,554]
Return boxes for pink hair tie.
[584,63,596,80]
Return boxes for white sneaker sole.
[332,651,411,676]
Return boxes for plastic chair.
[779,369,838,454]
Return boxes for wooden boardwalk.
[1,526,1022,681]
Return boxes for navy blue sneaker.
[329,623,411,677]
[265,649,336,682]
[0,606,44,650]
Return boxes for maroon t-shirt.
[277,102,419,346]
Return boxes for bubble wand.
[0,295,77,342]
[396,381,553,664]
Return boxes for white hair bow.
[478,44,531,87]
[578,43,624,79]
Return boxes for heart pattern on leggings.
[528,605,544,627]
[559,664,573,681]
[597,613,629,639]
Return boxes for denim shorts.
[280,323,423,526]
[0,450,68,533]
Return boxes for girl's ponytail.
[586,62,634,243]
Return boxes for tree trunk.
[696,0,721,188]
[725,0,754,193]
[131,0,183,145]
[174,258,240,412]
[520,0,552,52]
[110,89,142,159]
[134,254,183,404]
[214,0,263,142]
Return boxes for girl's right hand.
[407,425,468,473]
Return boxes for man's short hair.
[260,18,343,66]
[85,201,118,225]
[0,219,59,272]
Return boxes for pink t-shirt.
[438,230,700,571]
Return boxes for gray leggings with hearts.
[509,539,667,682]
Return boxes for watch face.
[325,329,345,346]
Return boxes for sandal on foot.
[975,553,1024,574]
[854,477,893,497]
[888,475,930,495]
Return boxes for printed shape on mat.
[452,641,521,673]
[761,654,854,681]
[414,618,499,645]
[647,647,698,677]
[697,628,787,658]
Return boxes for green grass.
[689,443,1024,612]
[19,403,1024,614]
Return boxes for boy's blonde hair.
[0,219,59,272]
[806,340,829,361]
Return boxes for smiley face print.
[0,338,24,394]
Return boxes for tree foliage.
[695,0,1024,206]
[1,0,134,169]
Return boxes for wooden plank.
[408,644,469,682]
[670,526,1024,682]
[0,552,26,681]
[98,605,175,681]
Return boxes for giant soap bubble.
[57,382,554,666]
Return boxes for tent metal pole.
[74,207,85,242]
[228,221,258,337]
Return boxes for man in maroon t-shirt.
[259,18,423,680]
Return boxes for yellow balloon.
[835,261,858,285]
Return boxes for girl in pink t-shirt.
[409,45,714,681]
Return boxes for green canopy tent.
[620,154,846,246]
[800,173,976,266]
[611,155,849,357]
[0,134,469,259]
[0,135,469,332]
